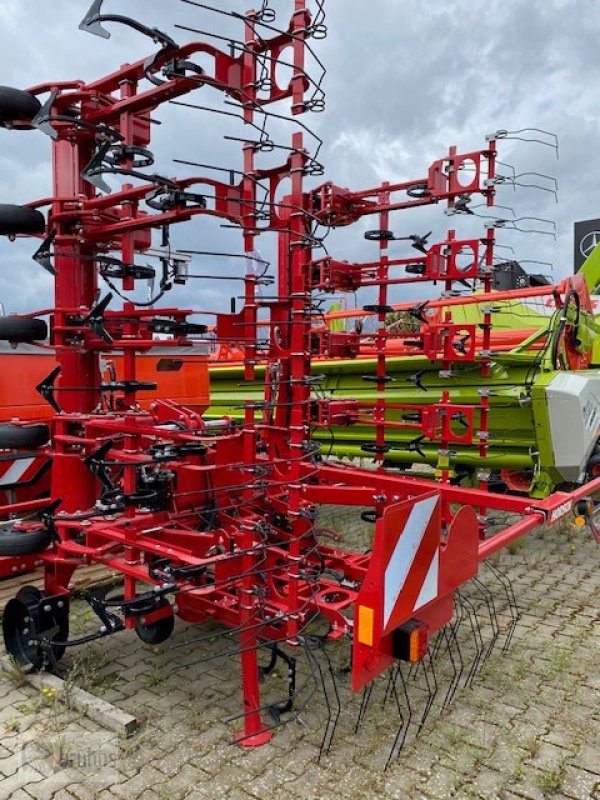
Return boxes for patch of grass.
[16,698,41,715]
[65,645,119,693]
[548,648,572,678]
[1,655,28,688]
[537,760,566,796]
[144,663,167,689]
[4,718,21,733]
[524,735,540,758]
[507,538,524,556]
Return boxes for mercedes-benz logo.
[580,231,600,259]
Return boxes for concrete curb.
[0,656,138,737]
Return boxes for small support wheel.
[0,423,49,449]
[2,586,69,671]
[0,523,51,556]
[134,599,175,644]
[0,205,46,236]
[0,86,41,129]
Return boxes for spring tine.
[429,627,445,661]
[457,591,485,688]
[390,664,414,764]
[316,643,342,758]
[382,667,396,708]
[485,561,521,651]
[303,642,332,763]
[416,650,438,735]
[354,683,374,734]
[443,604,466,709]
[472,576,500,665]
[440,626,458,712]
[384,666,406,769]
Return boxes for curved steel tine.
[472,576,500,665]
[416,650,438,735]
[390,664,414,765]
[485,561,521,651]
[318,644,341,758]
[384,665,406,769]
[456,590,485,688]
[354,682,374,734]
[440,626,458,712]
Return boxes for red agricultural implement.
[0,0,597,764]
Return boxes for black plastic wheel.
[2,586,69,671]
[406,183,430,199]
[0,316,47,342]
[0,205,46,236]
[0,86,41,129]
[134,599,175,644]
[0,523,51,556]
[0,423,49,449]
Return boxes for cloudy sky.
[0,0,599,318]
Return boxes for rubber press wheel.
[0,423,49,449]
[134,598,175,645]
[0,205,46,236]
[0,86,41,128]
[2,586,69,671]
[0,316,47,342]
[0,523,51,557]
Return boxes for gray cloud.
[1,0,599,318]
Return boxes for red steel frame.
[2,0,598,747]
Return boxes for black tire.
[0,316,47,342]
[135,599,175,644]
[0,523,51,556]
[0,86,41,129]
[3,586,68,671]
[0,423,49,449]
[0,205,46,236]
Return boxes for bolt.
[43,604,52,613]
[57,601,65,609]
[22,628,29,635]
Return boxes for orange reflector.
[357,605,374,646]
[409,630,420,663]
[392,619,429,663]
[574,516,586,527]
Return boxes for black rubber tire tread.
[0,86,41,126]
[0,316,47,342]
[2,586,68,671]
[0,423,49,449]
[0,204,46,236]
[135,599,175,644]
[0,524,51,556]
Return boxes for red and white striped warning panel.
[352,491,441,691]
[382,493,440,634]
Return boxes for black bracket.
[35,366,62,413]
[406,370,428,392]
[79,0,177,49]
[148,318,208,336]
[32,229,57,275]
[82,293,113,343]
[97,256,155,281]
[408,301,430,324]
[145,186,207,212]
[85,440,117,498]
[101,380,158,393]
